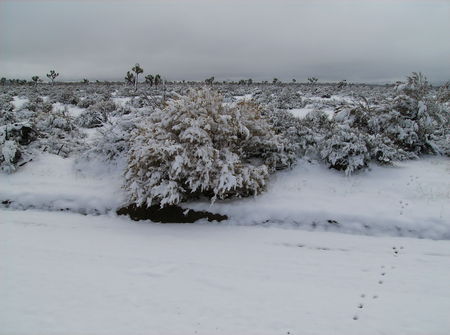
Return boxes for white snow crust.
[1,209,450,335]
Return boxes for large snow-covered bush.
[124,88,294,206]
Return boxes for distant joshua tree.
[132,63,144,91]
[337,79,347,89]
[31,76,41,86]
[46,70,59,85]
[145,74,154,86]
[292,79,296,83]
[83,78,89,84]
[125,71,135,85]
[308,77,318,85]
[154,74,162,87]
[205,76,214,85]
[272,78,279,84]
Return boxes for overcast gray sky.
[1,0,449,83]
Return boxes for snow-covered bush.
[58,89,80,105]
[124,88,294,207]
[384,74,449,156]
[76,100,116,128]
[437,82,450,103]
[0,94,15,124]
[82,116,136,162]
[77,96,96,108]
[319,125,370,175]
[0,140,21,173]
[0,123,37,173]
[32,108,84,157]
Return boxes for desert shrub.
[124,88,294,207]
[318,125,370,175]
[77,96,96,108]
[58,90,80,105]
[23,94,44,112]
[0,94,15,124]
[383,74,449,156]
[82,116,136,162]
[263,73,449,174]
[0,140,21,173]
[0,123,37,173]
[437,82,450,103]
[76,100,116,128]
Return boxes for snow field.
[189,157,450,239]
[0,153,125,214]
[1,209,450,335]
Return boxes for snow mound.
[0,153,125,214]
[188,157,450,239]
[288,107,334,119]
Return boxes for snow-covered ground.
[190,157,450,239]
[1,154,449,334]
[1,154,449,238]
[288,107,335,119]
[0,153,125,215]
[1,209,450,335]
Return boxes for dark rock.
[117,204,228,223]
[327,219,340,225]
[321,94,331,98]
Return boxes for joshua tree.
[125,71,135,85]
[46,70,59,85]
[154,74,162,87]
[337,79,347,89]
[31,76,41,86]
[272,78,279,84]
[308,77,318,85]
[145,74,154,86]
[83,78,89,84]
[205,76,214,85]
[132,63,144,91]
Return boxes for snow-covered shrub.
[23,94,44,112]
[294,111,335,159]
[397,72,430,101]
[0,94,15,124]
[76,100,116,128]
[366,134,410,164]
[385,74,449,156]
[124,88,294,206]
[33,108,85,157]
[319,125,370,175]
[76,108,105,128]
[437,82,450,103]
[0,123,37,173]
[77,96,96,108]
[58,89,80,105]
[82,116,136,162]
[0,140,21,173]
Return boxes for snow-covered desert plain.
[1,77,449,335]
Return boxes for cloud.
[1,0,449,83]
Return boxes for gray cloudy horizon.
[1,0,449,84]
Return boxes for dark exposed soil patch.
[117,204,228,223]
